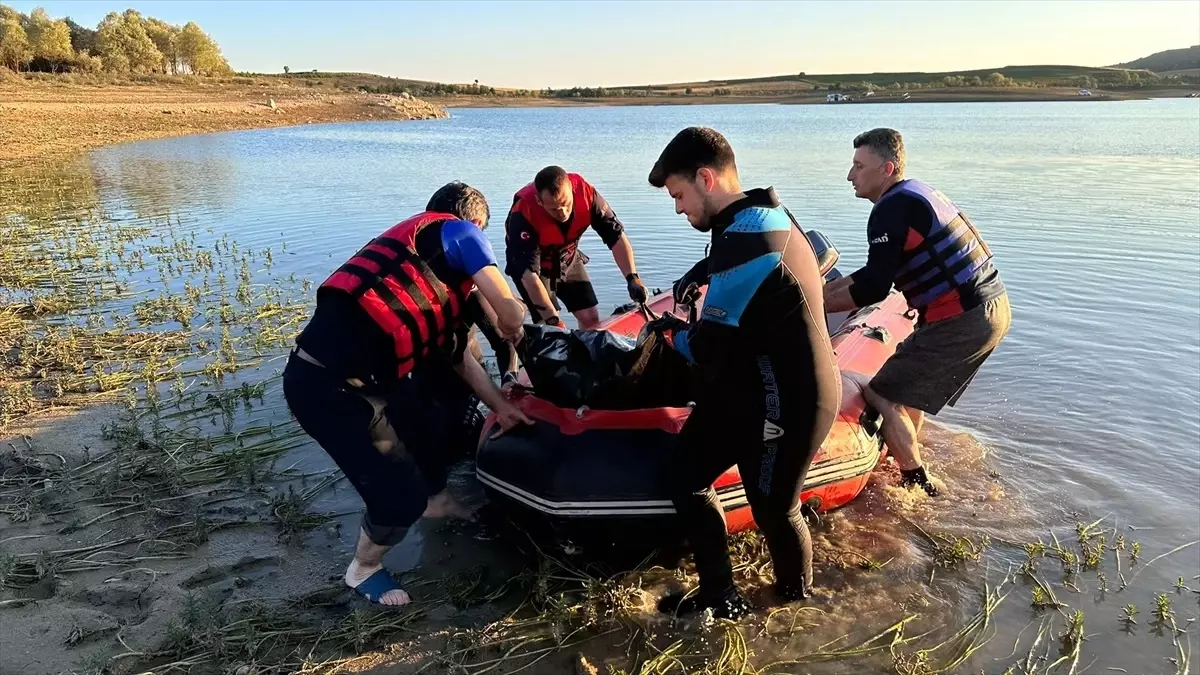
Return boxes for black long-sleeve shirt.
[847,190,926,307]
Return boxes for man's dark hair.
[648,126,737,188]
[427,181,490,227]
[853,128,906,177]
[533,165,569,195]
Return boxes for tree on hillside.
[176,21,229,75]
[26,8,73,71]
[0,4,20,23]
[143,17,180,73]
[987,72,1009,86]
[95,10,162,73]
[0,15,31,71]
[283,65,289,74]
[63,17,96,53]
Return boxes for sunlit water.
[7,99,1200,672]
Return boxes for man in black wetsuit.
[823,128,1011,497]
[644,127,841,618]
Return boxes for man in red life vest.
[283,181,531,607]
[505,166,647,330]
[824,128,1012,497]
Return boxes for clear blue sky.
[9,0,1199,88]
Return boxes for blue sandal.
[350,569,408,605]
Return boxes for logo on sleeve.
[869,234,889,244]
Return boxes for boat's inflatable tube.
[477,231,916,536]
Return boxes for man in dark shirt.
[285,182,531,607]
[824,128,1011,497]
[505,166,647,330]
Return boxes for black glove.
[626,273,648,304]
[673,258,709,305]
[645,312,688,336]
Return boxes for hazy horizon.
[8,0,1199,88]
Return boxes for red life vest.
[511,173,596,279]
[318,212,475,379]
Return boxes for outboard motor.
[804,229,841,281]
[804,229,849,332]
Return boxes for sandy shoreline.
[0,83,447,164]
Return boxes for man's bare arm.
[472,266,526,338]
[610,233,637,278]
[823,275,860,313]
[518,270,558,323]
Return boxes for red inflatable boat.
[477,231,916,537]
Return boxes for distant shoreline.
[3,78,1195,163]
[431,86,1197,109]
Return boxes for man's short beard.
[690,194,719,233]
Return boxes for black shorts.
[512,255,597,322]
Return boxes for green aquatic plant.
[1154,593,1174,623]
[1121,603,1139,625]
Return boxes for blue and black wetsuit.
[664,188,840,602]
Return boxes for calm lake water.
[11,99,1200,672]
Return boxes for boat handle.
[864,326,891,344]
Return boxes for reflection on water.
[92,153,236,221]
[1,99,1198,673]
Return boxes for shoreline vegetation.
[3,3,1200,673]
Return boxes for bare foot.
[422,490,477,522]
[345,560,410,606]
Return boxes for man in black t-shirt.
[824,129,1011,497]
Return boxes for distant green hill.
[801,65,1139,85]
[1112,45,1200,73]
[620,64,1151,93]
[239,54,1191,102]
